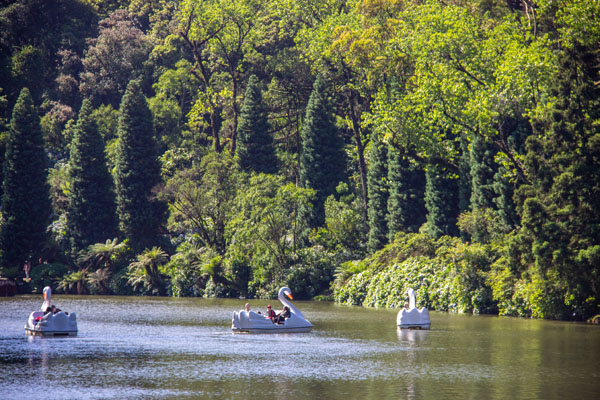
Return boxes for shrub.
[335,233,499,313]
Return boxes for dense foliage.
[0,0,598,321]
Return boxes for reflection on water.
[1,296,599,399]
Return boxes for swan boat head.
[42,286,51,311]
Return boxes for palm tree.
[87,268,112,294]
[57,269,89,294]
[79,238,127,272]
[127,247,168,295]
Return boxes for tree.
[149,59,200,152]
[80,9,152,108]
[515,42,600,319]
[387,145,426,238]
[0,0,97,103]
[10,45,45,101]
[299,74,347,228]
[160,152,238,256]
[366,137,388,252]
[469,134,499,242]
[227,173,314,294]
[66,99,118,258]
[365,2,554,184]
[178,0,265,153]
[424,165,459,239]
[57,269,88,294]
[0,88,52,273]
[79,238,127,272]
[235,75,277,174]
[470,135,497,212]
[114,79,165,252]
[127,246,168,295]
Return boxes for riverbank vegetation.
[0,0,598,321]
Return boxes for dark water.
[1,295,599,399]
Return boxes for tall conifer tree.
[457,136,472,215]
[517,43,600,318]
[114,79,165,252]
[367,137,388,252]
[236,75,277,173]
[0,88,52,271]
[424,165,459,239]
[387,146,426,239]
[469,135,498,241]
[66,99,118,258]
[470,135,497,212]
[299,74,347,227]
[493,117,530,229]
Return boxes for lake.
[1,295,599,399]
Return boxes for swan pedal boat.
[24,286,77,337]
[397,288,430,330]
[232,287,312,333]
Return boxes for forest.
[0,0,598,321]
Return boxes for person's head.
[267,305,272,310]
[244,303,250,311]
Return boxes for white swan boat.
[397,288,430,330]
[25,286,77,336]
[232,287,313,333]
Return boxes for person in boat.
[274,306,291,324]
[244,303,251,312]
[266,304,276,321]
[51,305,61,314]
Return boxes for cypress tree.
[66,99,118,258]
[387,145,426,239]
[367,137,388,252]
[299,74,347,227]
[114,79,165,252]
[0,88,52,271]
[517,43,600,319]
[493,117,530,229]
[424,164,459,239]
[457,135,472,215]
[236,75,277,173]
[470,135,497,212]
[468,134,498,242]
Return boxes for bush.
[335,233,499,314]
[28,263,70,293]
[286,246,336,299]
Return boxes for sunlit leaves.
[365,1,555,167]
